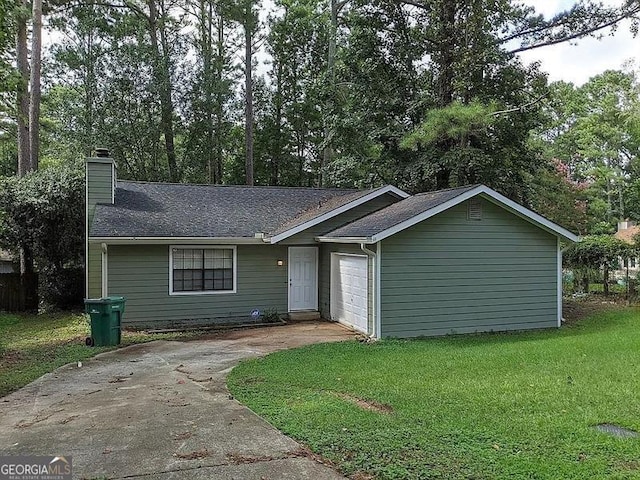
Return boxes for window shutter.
[467,199,482,221]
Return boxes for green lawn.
[0,313,200,397]
[228,307,640,479]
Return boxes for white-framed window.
[169,245,237,295]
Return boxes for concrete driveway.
[0,322,357,479]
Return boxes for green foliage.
[261,308,281,323]
[0,166,85,307]
[3,0,638,201]
[229,305,640,479]
[254,0,329,186]
[537,70,640,230]
[0,0,16,92]
[563,234,634,270]
[529,160,589,235]
[401,101,497,150]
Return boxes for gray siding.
[319,243,374,333]
[86,159,114,298]
[380,198,558,338]
[282,193,398,244]
[107,244,288,328]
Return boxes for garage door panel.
[331,254,368,333]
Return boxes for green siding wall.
[86,159,114,298]
[282,193,398,244]
[87,244,102,298]
[107,244,289,328]
[86,160,113,227]
[319,243,374,334]
[380,198,558,338]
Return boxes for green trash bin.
[84,296,126,347]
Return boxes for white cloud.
[519,0,639,85]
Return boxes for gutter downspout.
[101,242,108,298]
[360,243,378,339]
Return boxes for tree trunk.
[244,5,254,186]
[626,262,630,299]
[603,264,609,296]
[582,273,589,294]
[431,0,457,189]
[201,0,215,183]
[321,0,339,187]
[84,27,96,156]
[16,1,30,176]
[214,6,224,183]
[272,60,283,186]
[436,0,456,108]
[29,0,43,172]
[618,174,624,219]
[16,2,34,279]
[147,0,179,182]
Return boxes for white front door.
[331,254,368,333]
[288,247,318,311]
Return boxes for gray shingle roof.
[90,181,370,238]
[270,189,382,236]
[322,185,479,238]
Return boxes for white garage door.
[331,254,368,333]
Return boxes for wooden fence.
[0,273,38,312]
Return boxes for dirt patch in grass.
[349,472,375,480]
[562,298,625,324]
[617,460,640,471]
[333,392,393,414]
[238,376,265,385]
[0,350,25,365]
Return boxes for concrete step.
[288,311,321,321]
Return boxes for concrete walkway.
[0,322,356,479]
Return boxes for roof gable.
[319,185,579,243]
[267,185,409,243]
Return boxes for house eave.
[315,236,373,244]
[88,236,265,245]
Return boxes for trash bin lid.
[84,298,111,305]
[84,297,126,306]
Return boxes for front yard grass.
[0,312,199,397]
[228,306,640,479]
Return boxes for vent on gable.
[467,198,482,221]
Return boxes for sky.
[518,0,639,85]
